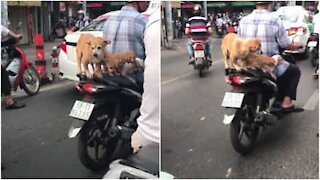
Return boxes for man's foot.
[188,58,195,65]
[282,105,304,113]
[5,100,25,110]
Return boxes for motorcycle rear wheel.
[20,66,40,96]
[230,107,259,154]
[78,115,117,171]
[199,68,203,77]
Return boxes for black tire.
[78,114,117,171]
[310,50,317,67]
[49,33,56,42]
[199,68,203,77]
[301,46,309,59]
[230,107,259,154]
[20,66,40,96]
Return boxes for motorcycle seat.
[226,68,276,82]
[120,144,159,176]
[78,73,143,93]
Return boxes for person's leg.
[186,39,194,64]
[277,64,303,112]
[205,42,212,59]
[1,66,25,109]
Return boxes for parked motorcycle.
[192,42,211,77]
[1,37,41,96]
[49,19,67,42]
[68,74,143,170]
[222,68,283,154]
[307,33,319,79]
[103,144,159,179]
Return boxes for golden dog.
[104,50,143,76]
[221,33,261,69]
[244,53,279,73]
[76,33,111,77]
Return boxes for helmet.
[256,1,272,5]
[77,10,85,15]
[193,4,203,16]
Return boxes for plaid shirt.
[103,6,147,60]
[238,9,291,77]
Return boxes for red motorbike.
[1,37,41,96]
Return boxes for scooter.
[1,37,41,96]
[307,33,319,79]
[49,19,67,42]
[216,25,224,38]
[68,74,143,170]
[192,42,211,77]
[222,67,283,154]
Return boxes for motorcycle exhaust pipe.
[255,111,278,125]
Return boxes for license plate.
[308,41,317,47]
[194,50,204,58]
[69,100,95,121]
[221,92,244,108]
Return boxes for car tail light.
[288,26,306,36]
[59,39,67,53]
[194,44,204,50]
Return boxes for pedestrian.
[238,1,304,113]
[103,1,149,84]
[1,25,25,109]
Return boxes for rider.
[185,4,213,64]
[1,25,25,109]
[103,1,149,83]
[238,1,304,113]
[74,10,89,30]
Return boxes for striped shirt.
[186,16,211,42]
[103,6,147,60]
[238,9,291,77]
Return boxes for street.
[161,37,319,178]
[1,80,108,178]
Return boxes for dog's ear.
[104,40,111,45]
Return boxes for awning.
[171,1,181,8]
[87,3,103,8]
[231,1,256,7]
[8,1,41,7]
[207,2,227,8]
[181,4,194,9]
[110,2,126,6]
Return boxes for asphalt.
[161,37,319,179]
[1,80,107,178]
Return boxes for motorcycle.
[103,144,159,179]
[307,33,319,79]
[68,74,143,170]
[216,25,224,38]
[1,37,41,96]
[192,42,211,77]
[222,67,283,154]
[49,19,67,42]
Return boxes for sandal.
[5,100,25,110]
[282,105,304,113]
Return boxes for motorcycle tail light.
[225,75,247,85]
[59,39,67,53]
[194,44,204,50]
[309,35,317,41]
[83,84,96,94]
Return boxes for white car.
[58,2,159,81]
[274,6,312,57]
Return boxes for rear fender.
[68,119,86,138]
